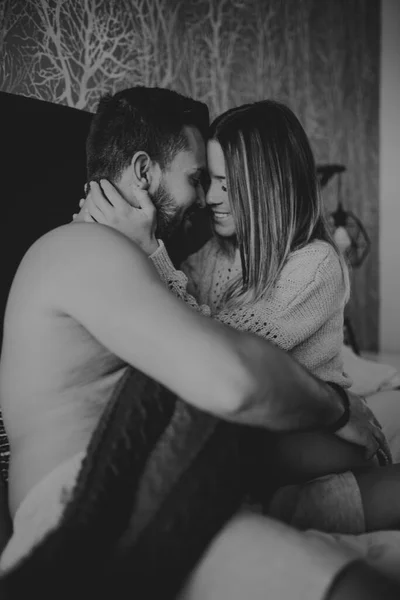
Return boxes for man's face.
[151,126,207,240]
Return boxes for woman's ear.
[130,151,152,190]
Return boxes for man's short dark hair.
[86,86,209,182]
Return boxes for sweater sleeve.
[149,240,211,316]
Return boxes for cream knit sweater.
[150,236,352,388]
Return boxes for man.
[0,86,395,599]
[84,86,209,244]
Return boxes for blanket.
[0,369,268,599]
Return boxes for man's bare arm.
[24,223,344,431]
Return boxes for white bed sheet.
[320,357,400,582]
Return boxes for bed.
[1,89,400,590]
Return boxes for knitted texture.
[0,413,9,484]
[150,240,212,316]
[0,368,268,600]
[150,237,352,388]
[0,369,177,597]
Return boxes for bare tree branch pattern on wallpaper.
[0,0,380,350]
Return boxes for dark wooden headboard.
[1,91,93,344]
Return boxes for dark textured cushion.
[0,368,271,599]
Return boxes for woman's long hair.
[209,100,343,310]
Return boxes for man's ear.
[130,151,153,190]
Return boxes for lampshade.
[316,164,371,268]
[333,226,352,253]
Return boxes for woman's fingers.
[92,178,154,216]
[76,178,156,227]
[98,179,131,209]
[86,182,113,218]
[133,184,156,215]
[84,198,106,224]
[84,212,97,223]
[99,178,152,213]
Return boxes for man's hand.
[73,179,159,255]
[334,391,392,463]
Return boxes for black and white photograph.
[0,0,400,598]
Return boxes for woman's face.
[206,140,236,237]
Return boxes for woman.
[78,100,350,387]
[76,100,399,535]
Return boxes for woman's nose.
[206,183,218,206]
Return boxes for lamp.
[316,164,371,268]
[316,164,371,355]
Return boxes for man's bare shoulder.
[25,222,143,263]
[6,223,159,328]
[16,223,149,287]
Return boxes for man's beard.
[150,182,185,241]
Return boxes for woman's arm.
[149,240,212,315]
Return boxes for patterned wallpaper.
[0,0,381,350]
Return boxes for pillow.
[342,345,400,396]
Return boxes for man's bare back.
[0,228,130,516]
[0,221,277,518]
[0,221,203,517]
